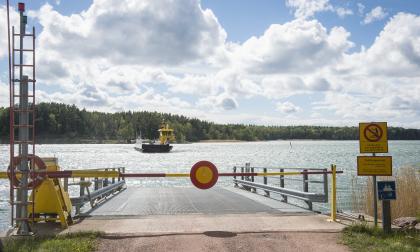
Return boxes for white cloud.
[357,3,365,15]
[286,0,332,19]
[276,101,301,114]
[0,81,9,107]
[363,6,388,24]
[0,5,19,59]
[336,7,353,18]
[30,0,227,66]
[347,13,420,77]
[234,19,353,74]
[286,0,352,19]
[197,93,238,111]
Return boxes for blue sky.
[1,0,420,127]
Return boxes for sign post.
[358,122,390,227]
[377,181,396,233]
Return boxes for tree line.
[0,102,419,143]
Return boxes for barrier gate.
[1,159,343,229]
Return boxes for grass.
[342,223,420,252]
[1,231,101,252]
[352,166,420,220]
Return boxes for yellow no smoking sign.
[359,122,388,153]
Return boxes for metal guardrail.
[62,167,126,215]
[232,163,329,210]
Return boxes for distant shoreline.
[199,139,243,143]
[0,138,419,145]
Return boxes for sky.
[1,0,420,128]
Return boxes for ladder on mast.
[8,2,37,235]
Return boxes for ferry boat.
[135,122,175,153]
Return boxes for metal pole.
[331,164,337,221]
[6,4,13,223]
[323,168,328,203]
[303,169,312,210]
[280,168,287,202]
[233,166,238,187]
[263,168,269,197]
[9,21,15,226]
[64,178,68,192]
[373,175,378,226]
[251,167,256,193]
[382,200,391,233]
[373,153,378,227]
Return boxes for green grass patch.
[342,223,420,252]
[1,231,101,252]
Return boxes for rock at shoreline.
[392,217,418,229]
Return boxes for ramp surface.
[86,187,310,216]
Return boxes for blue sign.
[377,181,396,200]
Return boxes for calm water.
[1,140,419,231]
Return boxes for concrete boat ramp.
[60,186,344,235]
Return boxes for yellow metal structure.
[28,157,73,228]
[158,122,176,144]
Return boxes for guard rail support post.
[241,167,244,181]
[263,168,270,197]
[77,177,86,215]
[280,168,287,202]
[94,177,98,191]
[330,164,337,221]
[104,168,109,187]
[245,163,250,181]
[64,177,68,192]
[303,169,312,210]
[112,168,115,184]
[251,167,256,193]
[323,168,328,203]
[233,166,238,187]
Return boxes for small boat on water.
[134,122,175,153]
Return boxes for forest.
[1,102,419,143]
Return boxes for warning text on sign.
[357,156,392,176]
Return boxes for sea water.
[1,140,419,232]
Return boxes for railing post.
[233,166,238,187]
[94,177,98,191]
[323,168,328,203]
[104,168,109,187]
[263,168,270,197]
[330,164,337,221]
[280,168,287,202]
[118,168,121,182]
[251,167,256,193]
[64,177,68,192]
[112,168,115,184]
[77,177,85,215]
[245,162,250,181]
[241,166,244,181]
[303,169,312,210]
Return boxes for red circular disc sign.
[364,123,383,142]
[190,161,218,190]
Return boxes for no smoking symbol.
[364,124,383,142]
